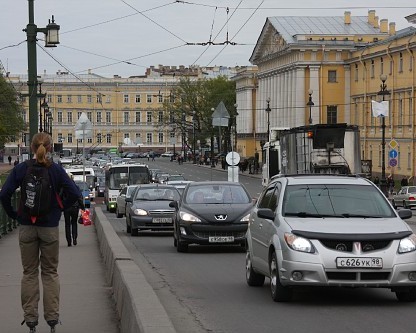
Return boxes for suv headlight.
[180,211,201,222]
[284,233,315,253]
[133,208,148,216]
[240,213,250,222]
[398,234,416,253]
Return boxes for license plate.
[152,218,172,223]
[336,257,383,268]
[209,236,234,243]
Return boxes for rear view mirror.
[398,209,412,220]
[257,208,275,220]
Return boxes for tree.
[163,76,236,158]
[0,74,26,148]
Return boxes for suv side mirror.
[257,208,275,220]
[398,209,412,220]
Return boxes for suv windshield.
[282,184,395,218]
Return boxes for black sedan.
[125,184,181,236]
[170,181,254,252]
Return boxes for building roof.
[268,16,385,43]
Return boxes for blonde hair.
[31,132,53,166]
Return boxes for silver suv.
[246,174,416,302]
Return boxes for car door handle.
[258,222,263,228]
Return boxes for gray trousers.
[19,225,60,323]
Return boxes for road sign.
[226,151,240,166]
[389,139,398,149]
[389,158,397,167]
[389,149,398,159]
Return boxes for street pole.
[193,111,197,164]
[265,98,271,142]
[307,89,314,125]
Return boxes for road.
[96,158,416,333]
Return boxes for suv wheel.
[246,249,265,286]
[396,288,416,302]
[270,252,292,302]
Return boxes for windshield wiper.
[341,213,382,218]
[284,212,345,218]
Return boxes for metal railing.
[0,190,19,238]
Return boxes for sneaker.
[47,319,59,328]
[25,321,38,328]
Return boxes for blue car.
[75,181,91,208]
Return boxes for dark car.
[125,184,181,236]
[170,181,254,252]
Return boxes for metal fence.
[0,191,19,238]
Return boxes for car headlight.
[240,213,250,222]
[133,208,148,216]
[398,234,416,253]
[284,233,315,253]
[84,196,89,200]
[179,211,201,222]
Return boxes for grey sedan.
[392,186,416,209]
[125,184,180,236]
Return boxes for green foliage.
[164,76,236,147]
[0,74,26,148]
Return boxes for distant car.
[392,186,416,209]
[155,173,170,184]
[246,174,415,302]
[170,181,254,252]
[125,184,181,236]
[166,174,186,182]
[116,185,138,218]
[165,180,193,195]
[149,169,161,182]
[161,152,175,157]
[74,181,91,208]
[96,175,105,197]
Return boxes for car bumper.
[177,222,247,245]
[131,215,174,231]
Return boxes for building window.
[97,94,102,104]
[158,111,163,123]
[106,134,112,144]
[67,95,72,103]
[327,105,337,124]
[47,94,52,103]
[97,133,102,143]
[399,53,403,73]
[87,95,92,103]
[135,112,141,123]
[96,111,102,123]
[354,64,358,81]
[67,111,73,124]
[380,57,384,75]
[123,94,129,103]
[77,95,82,103]
[67,133,73,143]
[124,133,130,140]
[398,97,403,126]
[146,133,152,143]
[389,60,393,75]
[57,111,63,123]
[370,60,375,78]
[158,95,163,103]
[106,95,111,103]
[124,111,129,124]
[409,96,413,126]
[106,111,111,124]
[147,111,152,124]
[158,132,164,143]
[135,94,141,103]
[57,95,62,103]
[135,133,141,144]
[87,111,92,122]
[328,70,337,82]
[147,94,152,103]
[57,133,63,143]
[87,137,92,144]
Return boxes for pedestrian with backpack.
[63,173,85,247]
[0,132,82,333]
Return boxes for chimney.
[373,16,379,28]
[380,19,388,33]
[344,11,351,25]
[368,10,376,25]
[389,22,396,35]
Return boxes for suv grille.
[326,272,390,281]
[320,239,391,252]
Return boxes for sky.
[1,0,415,78]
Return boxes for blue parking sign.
[389,150,398,159]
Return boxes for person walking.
[8,154,12,165]
[0,132,81,332]
[401,176,409,187]
[63,174,85,247]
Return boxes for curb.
[94,207,176,333]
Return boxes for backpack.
[20,160,53,223]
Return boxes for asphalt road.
[98,158,416,333]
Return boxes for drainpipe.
[406,32,416,182]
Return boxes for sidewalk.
[0,218,120,333]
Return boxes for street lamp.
[307,89,314,125]
[377,74,391,197]
[233,103,238,152]
[182,111,186,162]
[192,110,197,164]
[265,98,271,142]
[25,0,60,143]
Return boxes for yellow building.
[237,9,416,179]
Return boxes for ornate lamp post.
[233,103,238,152]
[265,98,271,142]
[377,74,391,197]
[307,89,314,125]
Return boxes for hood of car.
[284,217,410,235]
[131,200,174,211]
[184,203,252,222]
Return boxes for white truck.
[262,123,364,186]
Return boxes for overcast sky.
[1,0,414,78]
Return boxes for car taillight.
[409,196,416,201]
